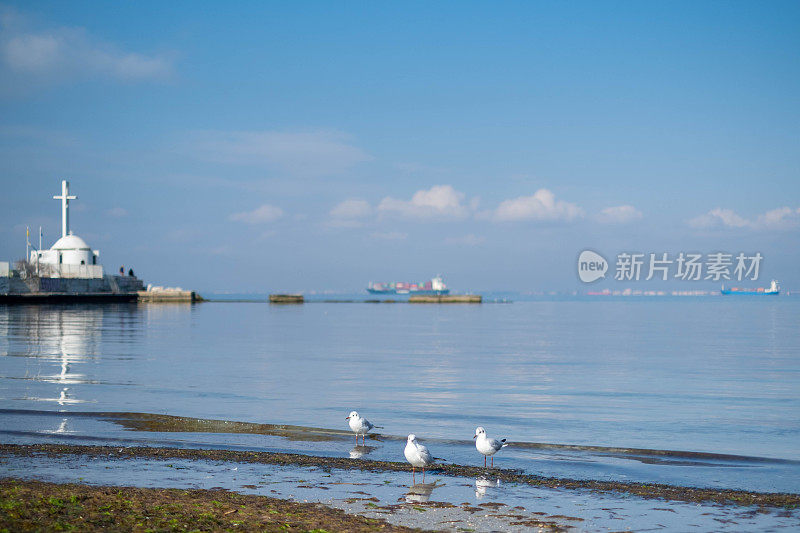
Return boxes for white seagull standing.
[404,434,435,483]
[346,411,380,445]
[474,426,508,467]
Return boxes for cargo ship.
[367,275,449,295]
[721,279,780,295]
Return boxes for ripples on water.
[0,299,798,463]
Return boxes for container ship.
[367,275,449,295]
[721,279,780,295]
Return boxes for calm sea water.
[1,298,799,475]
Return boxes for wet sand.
[84,409,800,465]
[3,443,798,509]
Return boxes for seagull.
[404,434,435,483]
[345,411,381,445]
[474,426,508,467]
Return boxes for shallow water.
[2,409,799,494]
[3,451,799,532]
[0,299,798,491]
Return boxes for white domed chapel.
[31,181,101,272]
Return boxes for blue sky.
[1,2,798,292]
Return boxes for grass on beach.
[0,478,420,533]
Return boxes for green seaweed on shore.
[0,479,421,532]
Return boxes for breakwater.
[410,294,482,303]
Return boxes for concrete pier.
[0,270,146,304]
[409,294,482,303]
[269,294,304,304]
[137,289,200,303]
[0,292,138,304]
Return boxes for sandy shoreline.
[2,443,798,509]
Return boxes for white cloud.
[229,204,284,224]
[445,234,485,246]
[755,207,800,229]
[4,34,59,70]
[492,189,583,222]
[369,231,407,240]
[1,13,174,82]
[689,208,750,229]
[330,199,372,219]
[689,207,800,230]
[378,185,469,219]
[328,198,373,228]
[188,130,371,177]
[106,207,128,217]
[597,205,643,224]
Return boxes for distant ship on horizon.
[367,275,450,295]
[721,279,780,295]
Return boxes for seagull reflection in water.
[475,477,500,499]
[404,480,441,503]
[349,445,377,459]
